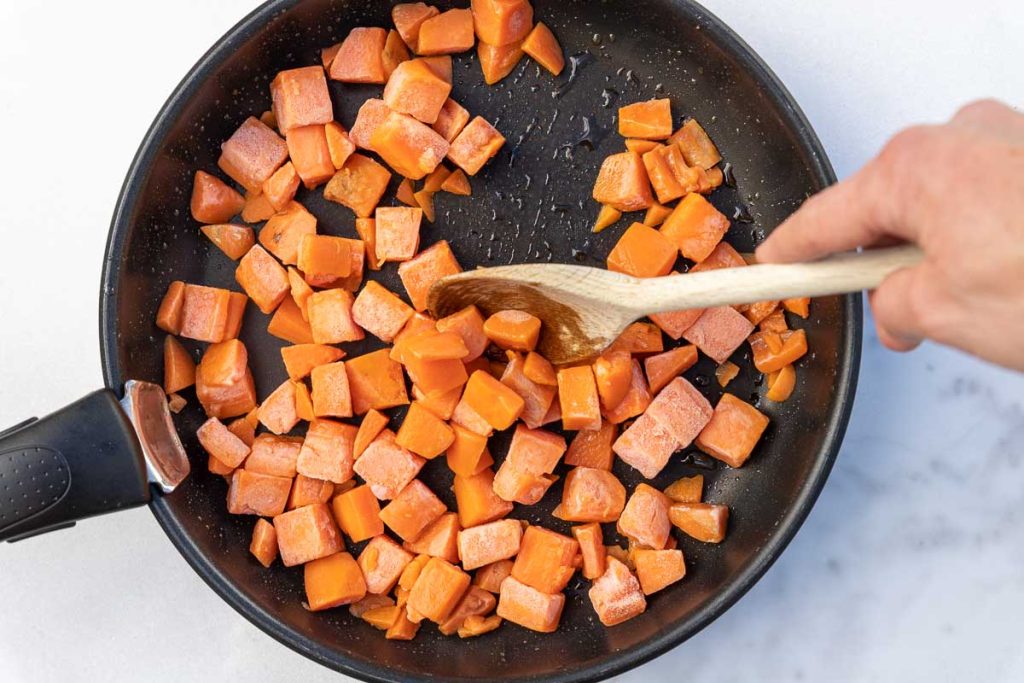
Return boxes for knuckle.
[880,126,934,165]
[953,98,1006,122]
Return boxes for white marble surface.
[0,1,1022,681]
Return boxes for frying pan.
[0,0,860,680]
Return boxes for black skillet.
[0,0,860,680]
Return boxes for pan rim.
[99,0,861,680]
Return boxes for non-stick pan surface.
[100,1,859,680]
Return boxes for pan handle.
[0,390,151,542]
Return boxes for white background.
[1,1,1023,681]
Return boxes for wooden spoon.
[427,245,923,365]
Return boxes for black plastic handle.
[0,390,151,542]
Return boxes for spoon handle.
[636,245,925,314]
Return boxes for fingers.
[950,99,1024,141]
[868,266,928,352]
[756,127,935,264]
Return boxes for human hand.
[756,99,1024,371]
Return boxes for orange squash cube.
[512,526,579,594]
[380,479,447,542]
[669,118,721,169]
[618,99,673,140]
[351,281,414,342]
[297,418,357,484]
[572,522,607,580]
[634,548,686,595]
[559,467,626,523]
[643,345,699,394]
[261,162,301,212]
[304,552,367,610]
[397,240,463,311]
[499,353,557,429]
[382,28,411,79]
[332,485,384,542]
[477,41,524,85]
[617,483,672,550]
[447,116,506,176]
[483,310,541,352]
[432,98,471,142]
[660,193,730,262]
[349,98,393,150]
[306,289,364,344]
[227,469,291,516]
[565,420,616,470]
[521,22,564,75]
[371,111,450,180]
[375,206,424,262]
[606,223,677,278]
[453,468,513,528]
[471,0,533,46]
[273,502,343,566]
[197,416,250,469]
[695,393,769,467]
[392,2,439,52]
[358,535,415,594]
[324,153,392,218]
[191,170,244,224]
[310,360,353,420]
[353,431,426,500]
[417,9,475,55]
[179,284,232,343]
[436,305,487,361]
[557,365,602,431]
[497,575,565,633]
[407,557,472,624]
[297,234,352,287]
[592,152,653,212]
[748,328,808,373]
[244,434,302,478]
[329,27,388,83]
[395,402,455,458]
[257,380,299,435]
[258,200,316,265]
[218,116,289,192]
[345,349,410,414]
[645,377,714,447]
[682,306,755,364]
[462,370,524,430]
[384,58,452,125]
[458,519,523,571]
[588,557,647,626]
[271,66,333,134]
[404,511,461,563]
[249,518,278,568]
[612,411,678,479]
[669,502,729,543]
[287,474,334,510]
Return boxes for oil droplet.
[693,374,710,388]
[722,162,737,188]
[600,87,619,108]
[591,33,602,46]
[733,205,753,223]
[552,52,595,98]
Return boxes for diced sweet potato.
[294,381,315,422]
[743,299,780,326]
[359,535,415,594]
[664,474,704,504]
[244,434,301,478]
[669,502,728,543]
[306,289,365,344]
[572,522,607,580]
[298,418,357,483]
[281,344,344,381]
[512,526,578,594]
[471,0,533,46]
[235,245,288,314]
[643,346,697,396]
[682,306,754,364]
[274,502,344,567]
[588,557,647,626]
[179,284,232,343]
[412,385,462,421]
[417,9,475,55]
[257,380,299,435]
[350,280,414,343]
[783,297,811,318]
[371,111,450,180]
[591,350,632,412]
[593,152,653,212]
[609,322,664,357]
[267,296,314,344]
[324,122,356,171]
[271,66,332,136]
[716,360,741,388]
[324,153,392,218]
[557,366,602,432]
[353,409,390,460]
[559,467,626,523]
[612,412,679,479]
[499,353,557,430]
[382,28,411,79]
[288,474,334,510]
[603,360,652,425]
[156,281,186,335]
[453,468,513,528]
[407,556,472,626]
[227,469,291,516]
[644,202,674,227]
[617,483,672,550]
[766,363,796,402]
[196,339,257,419]
[396,402,455,458]
[287,125,335,189]
[749,328,808,373]
[354,431,426,500]
[497,576,565,633]
[457,518,523,571]
[440,585,496,636]
[258,201,317,266]
[477,41,524,85]
[462,370,524,431]
[197,416,250,468]
[350,594,396,619]
[397,240,462,311]
[392,2,440,52]
[521,22,564,75]
[447,116,506,176]
[164,335,195,395]
[642,144,686,203]
[349,99,393,150]
[445,424,490,477]
[633,549,685,595]
[645,376,714,447]
[200,224,256,262]
[241,190,275,223]
[346,349,410,414]
[329,27,388,83]
[564,419,616,470]
[593,204,622,234]
[432,98,471,143]
[305,552,367,610]
[374,206,423,262]
[436,305,487,362]
[670,118,721,169]
[606,222,677,278]
[332,484,384,542]
[250,518,278,568]
[414,188,436,222]
[404,511,460,563]
[473,559,514,593]
[191,170,245,224]
[384,58,452,125]
[695,393,769,467]
[483,310,540,352]
[218,116,289,192]
[660,193,730,262]
[619,99,672,140]
[649,302,703,341]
